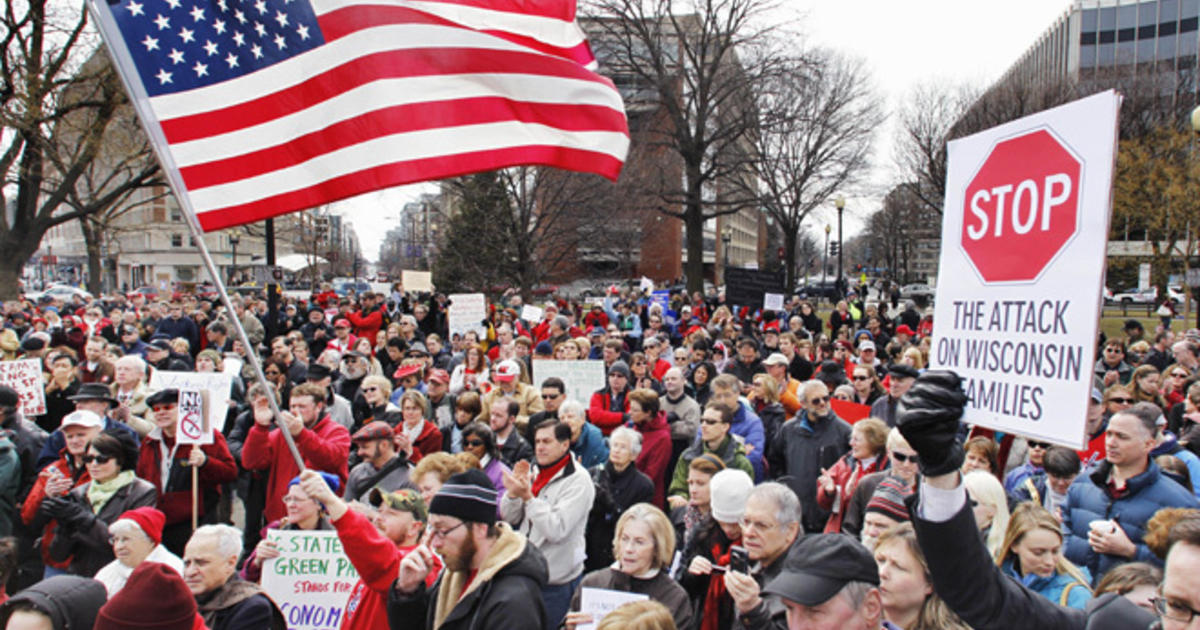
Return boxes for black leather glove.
[896,370,969,477]
[40,496,72,520]
[48,498,92,529]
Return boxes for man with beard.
[269,336,307,385]
[389,469,548,630]
[338,351,370,419]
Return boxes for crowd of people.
[0,281,1195,630]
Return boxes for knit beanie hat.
[865,476,913,523]
[428,469,498,525]
[95,563,205,630]
[608,360,631,380]
[117,507,166,545]
[709,469,754,523]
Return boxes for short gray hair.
[611,426,643,457]
[838,580,876,608]
[114,355,147,376]
[1117,402,1160,438]
[749,482,801,527]
[191,524,243,559]
[559,399,585,421]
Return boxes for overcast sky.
[339,0,1076,262]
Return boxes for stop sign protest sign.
[960,129,1082,283]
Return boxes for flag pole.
[85,0,305,471]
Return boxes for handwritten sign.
[577,587,648,630]
[175,389,212,445]
[262,530,358,630]
[763,293,784,312]
[520,304,544,323]
[447,293,487,338]
[149,371,231,435]
[401,270,433,293]
[533,360,606,405]
[0,359,46,417]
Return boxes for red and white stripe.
[149,0,628,231]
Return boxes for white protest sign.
[149,371,231,435]
[0,359,46,417]
[763,293,784,312]
[175,388,212,445]
[533,360,606,405]
[401,270,433,293]
[520,304,544,323]
[262,530,357,630]
[639,276,654,294]
[577,587,648,630]
[447,293,487,338]
[930,90,1120,448]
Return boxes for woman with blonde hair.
[995,503,1092,610]
[874,522,970,630]
[595,600,676,630]
[565,503,693,630]
[963,470,1010,556]
[901,346,925,370]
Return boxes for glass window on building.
[1100,42,1116,65]
[1186,0,1200,19]
[1082,7,1098,31]
[1138,38,1156,63]
[1118,4,1137,28]
[1181,27,1199,58]
[171,234,182,247]
[1139,1,1158,27]
[1158,33,1177,60]
[1164,0,1180,21]
[1099,6,1117,30]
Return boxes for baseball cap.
[61,409,105,430]
[763,353,789,367]
[858,340,876,352]
[368,487,428,522]
[494,360,520,382]
[762,534,879,607]
[428,369,450,385]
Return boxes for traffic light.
[829,241,840,257]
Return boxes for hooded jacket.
[387,522,549,630]
[0,575,107,630]
[634,410,672,507]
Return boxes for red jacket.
[650,358,671,382]
[135,430,238,525]
[816,452,889,534]
[21,456,89,569]
[634,411,672,508]
[242,415,351,522]
[335,508,441,630]
[403,419,444,463]
[346,307,384,347]
[588,389,629,436]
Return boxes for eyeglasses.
[808,396,830,404]
[429,521,467,540]
[739,517,778,532]
[82,454,112,464]
[361,387,379,393]
[852,375,870,381]
[108,534,146,546]
[891,452,917,463]
[1172,372,1189,378]
[1153,596,1200,624]
[1108,397,1134,404]
[1027,440,1051,450]
[1104,347,1123,353]
[464,439,485,447]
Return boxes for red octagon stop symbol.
[960,128,1082,283]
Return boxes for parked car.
[1110,287,1156,304]
[26,284,93,302]
[796,280,839,301]
[900,283,936,300]
[126,286,160,301]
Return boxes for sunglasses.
[891,452,917,463]
[82,454,113,464]
[541,393,561,400]
[1172,373,1189,378]
[464,439,485,447]
[852,375,870,381]
[808,396,830,404]
[1028,440,1051,449]
[1108,397,1134,404]
[151,404,176,412]
[361,387,378,393]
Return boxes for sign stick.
[192,465,199,531]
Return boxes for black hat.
[887,364,920,380]
[306,363,332,381]
[0,386,18,408]
[145,388,179,407]
[1123,319,1144,332]
[428,469,498,525]
[20,336,45,352]
[68,383,119,407]
[148,339,172,352]
[762,534,879,607]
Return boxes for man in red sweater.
[297,470,441,630]
[243,383,350,523]
[345,292,384,347]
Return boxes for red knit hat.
[95,563,205,630]
[117,507,166,545]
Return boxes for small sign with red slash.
[176,388,212,445]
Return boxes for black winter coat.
[767,411,851,533]
[47,477,157,577]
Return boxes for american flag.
[91,0,630,231]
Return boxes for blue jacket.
[1000,558,1092,610]
[1063,459,1199,583]
[1004,461,1043,494]
[1151,432,1200,498]
[571,421,609,469]
[153,315,199,353]
[695,399,764,480]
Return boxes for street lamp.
[823,224,831,280]
[721,224,733,281]
[229,234,239,284]
[835,195,846,299]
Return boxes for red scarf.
[701,538,738,630]
[532,455,570,497]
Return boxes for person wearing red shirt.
[628,389,672,508]
[242,383,351,523]
[588,361,632,436]
[345,292,385,347]
[299,472,441,630]
[22,409,99,574]
[136,389,238,555]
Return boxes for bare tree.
[0,4,161,298]
[892,82,975,217]
[584,0,787,293]
[748,51,881,289]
